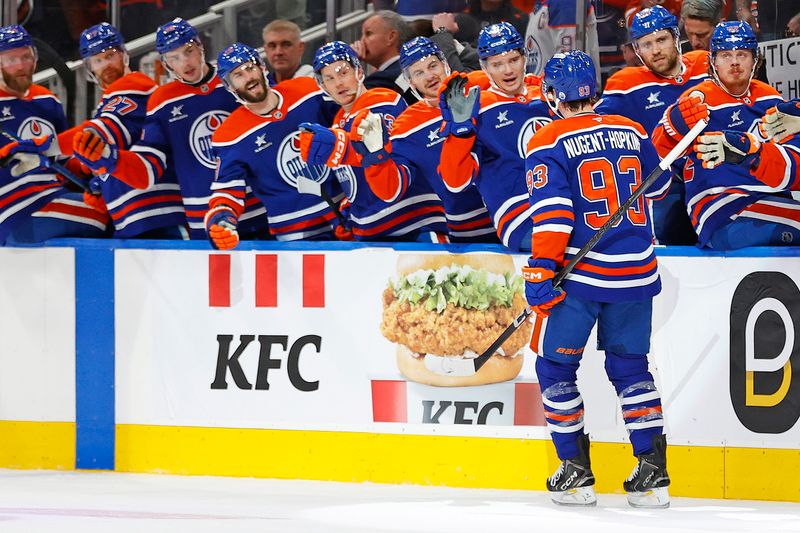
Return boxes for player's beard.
[98,64,125,87]
[645,49,679,78]
[2,65,33,94]
[236,76,268,103]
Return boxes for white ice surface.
[1,469,799,533]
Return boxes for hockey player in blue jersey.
[653,21,797,249]
[205,43,342,249]
[437,22,553,251]
[64,22,186,238]
[297,41,448,242]
[77,18,268,240]
[596,6,709,245]
[0,25,110,244]
[525,51,670,508]
[356,37,498,242]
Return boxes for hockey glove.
[522,258,566,318]
[693,131,761,169]
[349,110,391,167]
[662,92,709,140]
[298,123,350,168]
[73,128,118,175]
[205,206,240,250]
[760,99,800,143]
[83,189,108,214]
[438,72,481,138]
[0,135,55,178]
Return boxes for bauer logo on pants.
[729,271,800,433]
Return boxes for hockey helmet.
[0,25,33,53]
[217,42,264,82]
[313,41,360,73]
[543,50,596,112]
[156,18,200,55]
[477,22,525,60]
[710,21,758,53]
[629,5,678,41]
[79,22,125,59]
[400,37,445,71]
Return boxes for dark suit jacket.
[364,58,419,105]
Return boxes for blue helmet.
[0,25,33,53]
[216,42,263,82]
[629,5,678,41]
[79,22,125,59]
[399,37,444,71]
[710,21,758,53]
[313,41,359,73]
[543,50,596,104]
[156,18,200,54]
[477,22,525,60]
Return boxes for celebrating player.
[525,51,671,508]
[654,21,797,249]
[299,41,448,242]
[205,43,342,249]
[357,37,497,242]
[596,6,709,245]
[437,22,552,251]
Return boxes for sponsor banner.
[115,247,800,448]
[0,248,76,422]
[759,37,800,100]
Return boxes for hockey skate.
[547,434,596,506]
[624,434,671,508]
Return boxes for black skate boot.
[546,434,596,506]
[624,434,671,508]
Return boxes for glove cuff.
[527,258,557,271]
[204,205,237,228]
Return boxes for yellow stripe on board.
[0,421,75,470]
[116,425,797,502]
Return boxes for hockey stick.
[424,118,709,377]
[0,127,91,193]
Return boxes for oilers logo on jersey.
[17,116,57,140]
[276,131,331,189]
[517,116,552,158]
[190,110,228,169]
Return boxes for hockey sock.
[536,356,584,460]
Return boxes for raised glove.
[522,258,566,318]
[205,206,239,250]
[662,91,709,140]
[349,110,390,166]
[298,122,350,168]
[0,135,54,177]
[693,131,760,169]
[73,128,118,175]
[760,99,800,143]
[438,72,481,138]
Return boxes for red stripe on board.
[371,380,408,422]
[208,254,231,307]
[255,254,278,307]
[303,254,325,308]
[514,382,545,426]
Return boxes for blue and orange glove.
[522,258,566,318]
[0,135,54,177]
[693,130,761,169]
[204,206,239,250]
[72,128,118,175]
[761,99,800,142]
[349,110,391,167]
[438,72,481,138]
[662,91,709,140]
[298,122,350,169]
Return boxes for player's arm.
[522,148,572,317]
[752,141,800,190]
[652,92,709,159]
[298,123,362,168]
[204,145,248,250]
[436,72,481,192]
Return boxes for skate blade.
[626,486,670,509]
[551,486,597,506]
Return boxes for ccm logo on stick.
[211,334,321,392]
[730,271,800,433]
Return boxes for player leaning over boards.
[298,41,448,242]
[77,18,268,240]
[654,21,798,249]
[524,51,671,509]
[596,5,709,245]
[357,37,499,243]
[436,22,552,252]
